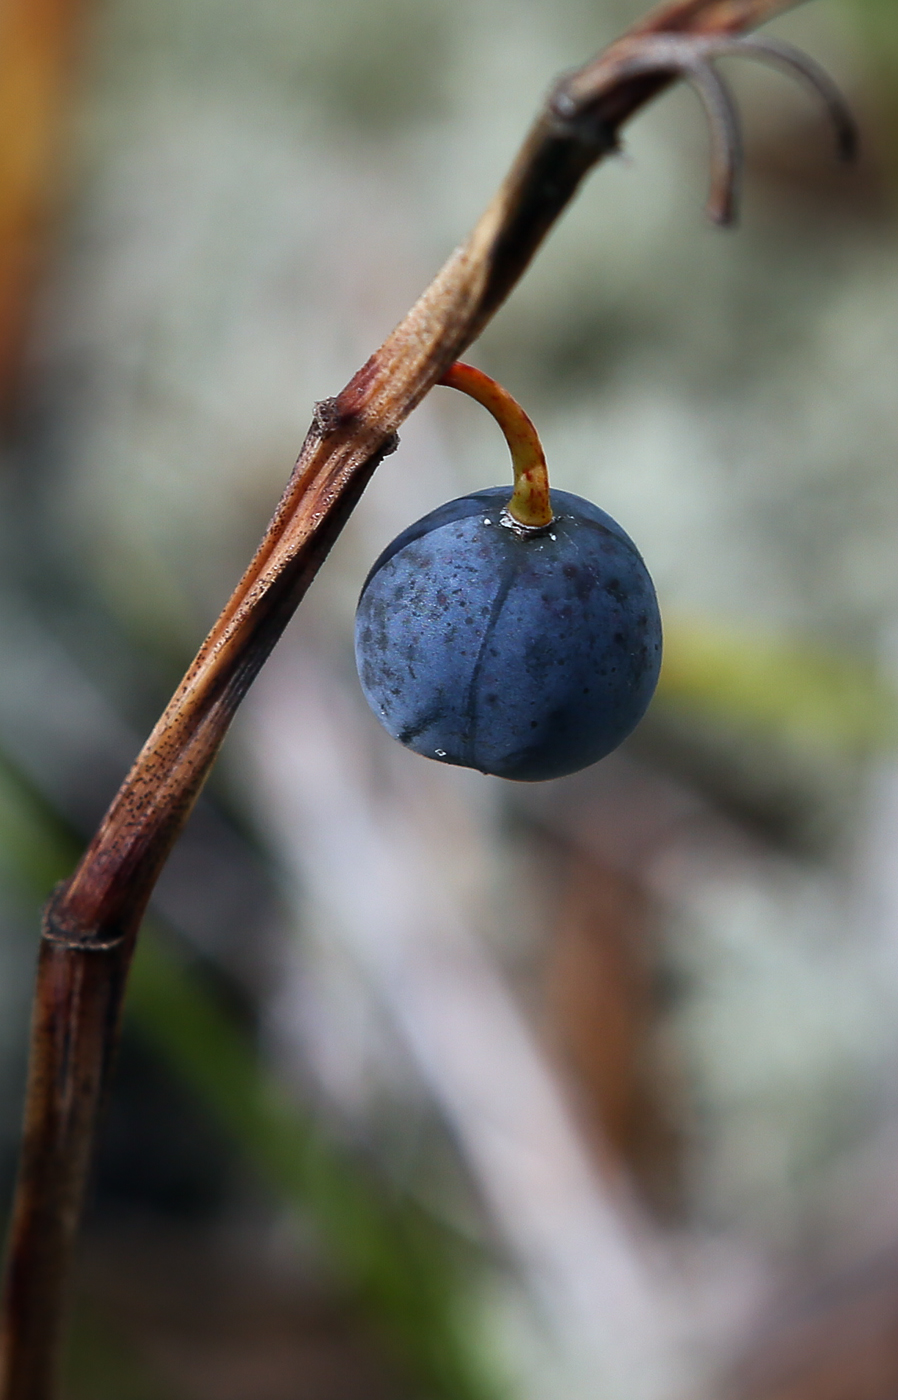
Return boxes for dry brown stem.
[0,0,809,1394]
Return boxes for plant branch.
[0,0,831,1394]
[57,0,806,939]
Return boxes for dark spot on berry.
[355,486,661,781]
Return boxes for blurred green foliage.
[129,939,495,1400]
[65,1304,168,1400]
[0,751,498,1400]
[659,619,898,756]
[2,591,897,1397]
[849,0,898,58]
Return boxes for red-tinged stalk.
[439,362,553,531]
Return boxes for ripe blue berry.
[355,486,662,781]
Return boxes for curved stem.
[0,3,818,1394]
[439,363,553,529]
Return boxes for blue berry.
[355,487,662,782]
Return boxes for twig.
[0,0,848,1394]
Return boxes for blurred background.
[1,0,898,1395]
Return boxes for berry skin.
[355,487,662,782]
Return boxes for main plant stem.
[0,1,802,1394]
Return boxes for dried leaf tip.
[602,31,857,224]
